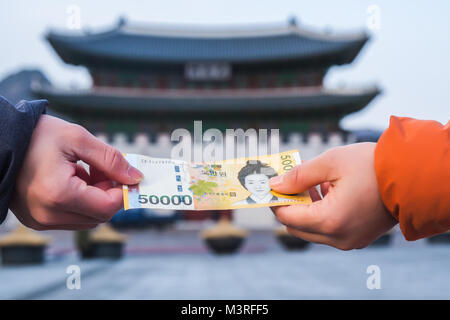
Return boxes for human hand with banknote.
[9,115,143,230]
[270,143,397,251]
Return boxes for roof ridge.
[118,20,367,41]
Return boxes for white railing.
[97,131,354,161]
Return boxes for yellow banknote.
[123,150,311,211]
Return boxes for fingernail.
[270,175,284,187]
[128,166,144,182]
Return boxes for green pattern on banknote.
[189,180,218,196]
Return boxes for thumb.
[73,130,143,185]
[270,151,334,194]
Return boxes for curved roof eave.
[33,85,380,114]
[45,23,369,66]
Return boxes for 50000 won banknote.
[123,150,311,211]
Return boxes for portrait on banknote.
[233,160,279,205]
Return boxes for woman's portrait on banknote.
[233,160,279,205]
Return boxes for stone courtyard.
[1,225,449,300]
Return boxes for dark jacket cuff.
[0,96,47,224]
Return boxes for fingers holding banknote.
[270,143,397,250]
[9,115,143,231]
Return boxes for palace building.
[33,18,379,140]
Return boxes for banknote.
[123,150,311,211]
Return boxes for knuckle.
[97,200,120,222]
[30,174,73,209]
[322,149,339,174]
[292,165,303,185]
[67,123,89,144]
[274,208,290,225]
[322,147,336,160]
[321,216,345,236]
[324,146,340,161]
[103,145,122,170]
[31,209,53,227]
[33,216,49,227]
[339,245,353,251]
[31,216,51,229]
[321,220,337,235]
[36,181,65,208]
[309,202,323,220]
[44,188,67,208]
[335,241,354,251]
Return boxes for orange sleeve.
[374,116,450,241]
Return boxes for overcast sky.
[0,0,449,130]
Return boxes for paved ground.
[0,228,449,299]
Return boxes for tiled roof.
[46,21,369,66]
[33,86,380,114]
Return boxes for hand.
[270,143,397,250]
[10,115,143,230]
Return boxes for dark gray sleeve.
[0,96,47,224]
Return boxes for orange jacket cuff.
[374,116,450,241]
